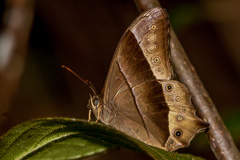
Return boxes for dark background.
[0,0,240,159]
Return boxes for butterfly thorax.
[88,94,115,123]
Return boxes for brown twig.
[134,0,240,160]
[0,0,35,128]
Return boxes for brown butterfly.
[63,7,208,151]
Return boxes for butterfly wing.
[100,7,171,148]
[98,7,208,151]
[119,7,173,82]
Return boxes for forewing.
[100,8,173,149]
[118,7,173,83]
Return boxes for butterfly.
[63,7,208,151]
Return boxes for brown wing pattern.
[100,8,172,148]
[101,58,151,142]
[97,7,208,151]
[159,80,209,151]
[120,8,173,82]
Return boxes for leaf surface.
[0,118,204,160]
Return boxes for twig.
[0,0,35,128]
[133,0,240,160]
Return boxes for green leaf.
[0,118,204,160]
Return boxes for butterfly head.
[88,94,101,110]
[61,65,102,122]
[88,93,104,122]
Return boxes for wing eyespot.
[166,138,175,150]
[148,44,156,52]
[169,138,174,144]
[174,129,183,138]
[148,34,156,41]
[165,84,173,92]
[150,24,156,30]
[176,115,183,121]
[175,96,181,102]
[152,56,160,64]
[182,107,187,112]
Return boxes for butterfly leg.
[95,106,102,122]
[88,109,91,122]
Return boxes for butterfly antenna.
[61,65,97,95]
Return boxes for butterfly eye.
[174,129,183,138]
[165,84,173,92]
[92,97,99,106]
